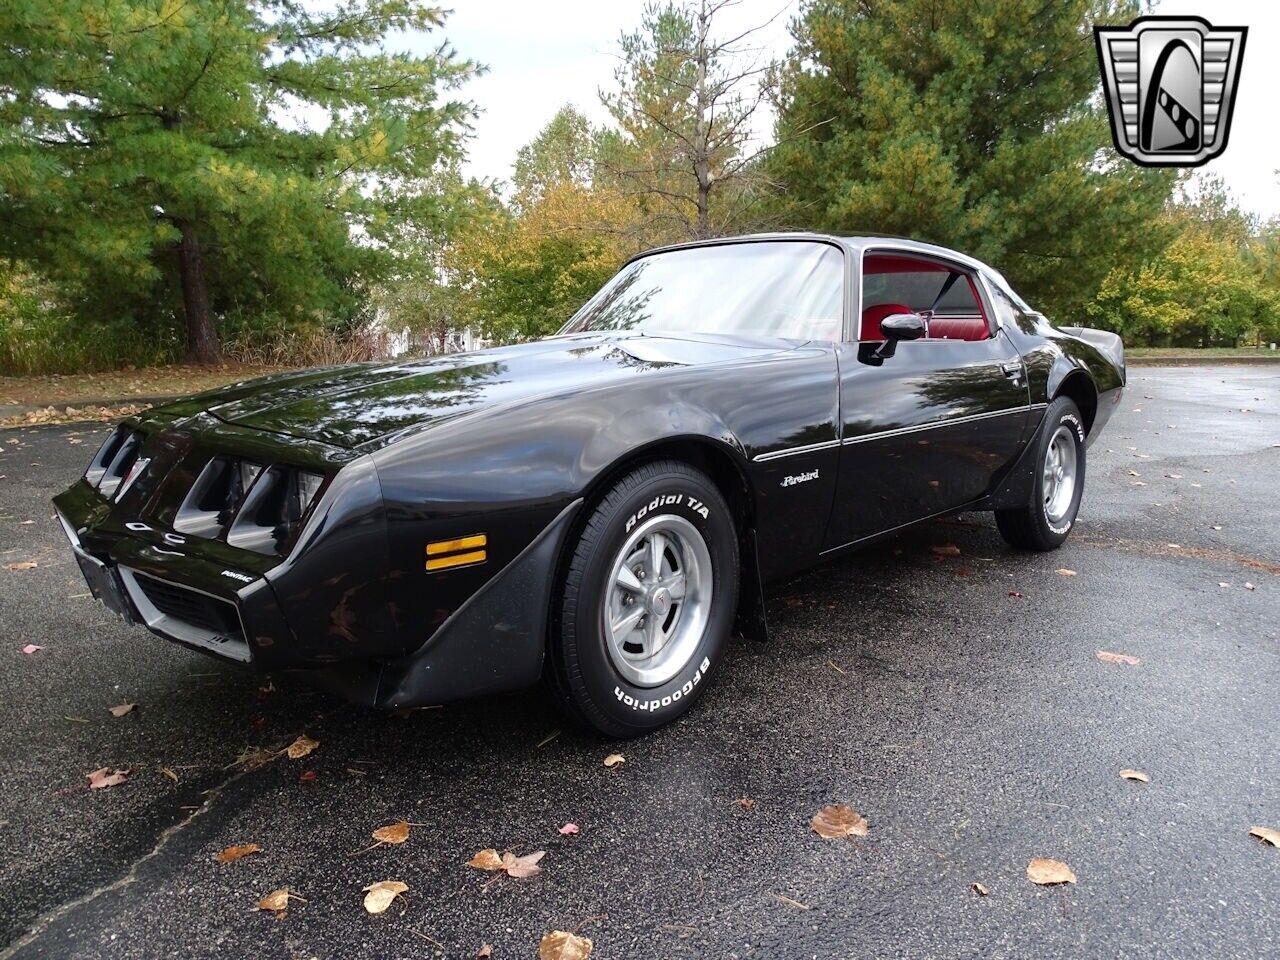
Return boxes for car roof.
[624,231,1013,295]
[628,231,998,277]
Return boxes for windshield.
[560,240,845,341]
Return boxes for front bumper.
[54,478,294,669]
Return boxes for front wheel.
[996,396,1086,551]
[549,460,739,737]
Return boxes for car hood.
[152,331,799,449]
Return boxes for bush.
[0,264,178,374]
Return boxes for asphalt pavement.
[0,365,1276,959]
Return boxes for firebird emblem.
[1095,16,1246,167]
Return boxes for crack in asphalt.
[0,726,322,960]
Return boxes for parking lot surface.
[1,365,1276,959]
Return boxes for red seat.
[859,303,913,341]
[927,316,990,341]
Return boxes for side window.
[986,277,1038,334]
[859,253,991,342]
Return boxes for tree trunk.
[177,219,221,363]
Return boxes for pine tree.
[769,0,1178,319]
[0,0,475,361]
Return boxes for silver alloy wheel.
[602,513,713,688]
[1043,424,1079,524]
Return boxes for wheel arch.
[554,434,769,645]
[1049,366,1099,436]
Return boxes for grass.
[0,362,294,409]
[1127,346,1280,363]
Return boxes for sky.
[432,0,1279,220]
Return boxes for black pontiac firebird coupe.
[55,234,1125,736]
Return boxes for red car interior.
[860,254,991,342]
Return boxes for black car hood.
[155,332,798,449]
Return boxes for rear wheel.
[996,396,1086,551]
[549,460,738,737]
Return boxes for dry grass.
[0,363,291,409]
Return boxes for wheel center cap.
[648,586,672,618]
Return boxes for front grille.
[132,572,244,640]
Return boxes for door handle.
[1001,361,1026,384]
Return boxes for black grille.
[133,574,243,639]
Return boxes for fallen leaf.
[372,821,410,845]
[285,735,318,760]
[1096,650,1141,666]
[256,888,305,914]
[362,879,409,914]
[468,849,505,871]
[770,892,811,910]
[1218,582,1231,588]
[1007,591,1024,598]
[477,946,493,958]
[21,644,42,654]
[539,930,593,960]
[1119,769,1150,783]
[3,561,37,571]
[1027,858,1076,885]
[1244,582,1256,591]
[1249,826,1280,848]
[1055,568,1077,577]
[215,843,261,863]
[971,882,990,896]
[161,767,179,783]
[299,769,317,782]
[108,703,136,718]
[931,543,961,557]
[558,822,580,835]
[603,753,625,768]
[811,804,869,839]
[735,797,755,812]
[87,767,128,789]
[501,850,545,878]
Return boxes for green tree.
[1088,182,1278,346]
[512,105,598,207]
[599,0,776,241]
[769,0,1177,320]
[0,0,475,362]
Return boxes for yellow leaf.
[372,821,410,845]
[362,879,408,914]
[1119,769,1150,783]
[1249,826,1280,848]
[1027,858,1076,885]
[467,849,505,871]
[257,889,290,912]
[810,804,869,839]
[215,843,261,863]
[285,735,318,760]
[539,930,593,960]
[603,753,625,768]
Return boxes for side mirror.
[879,312,926,341]
[875,312,925,358]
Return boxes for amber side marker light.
[425,533,487,572]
